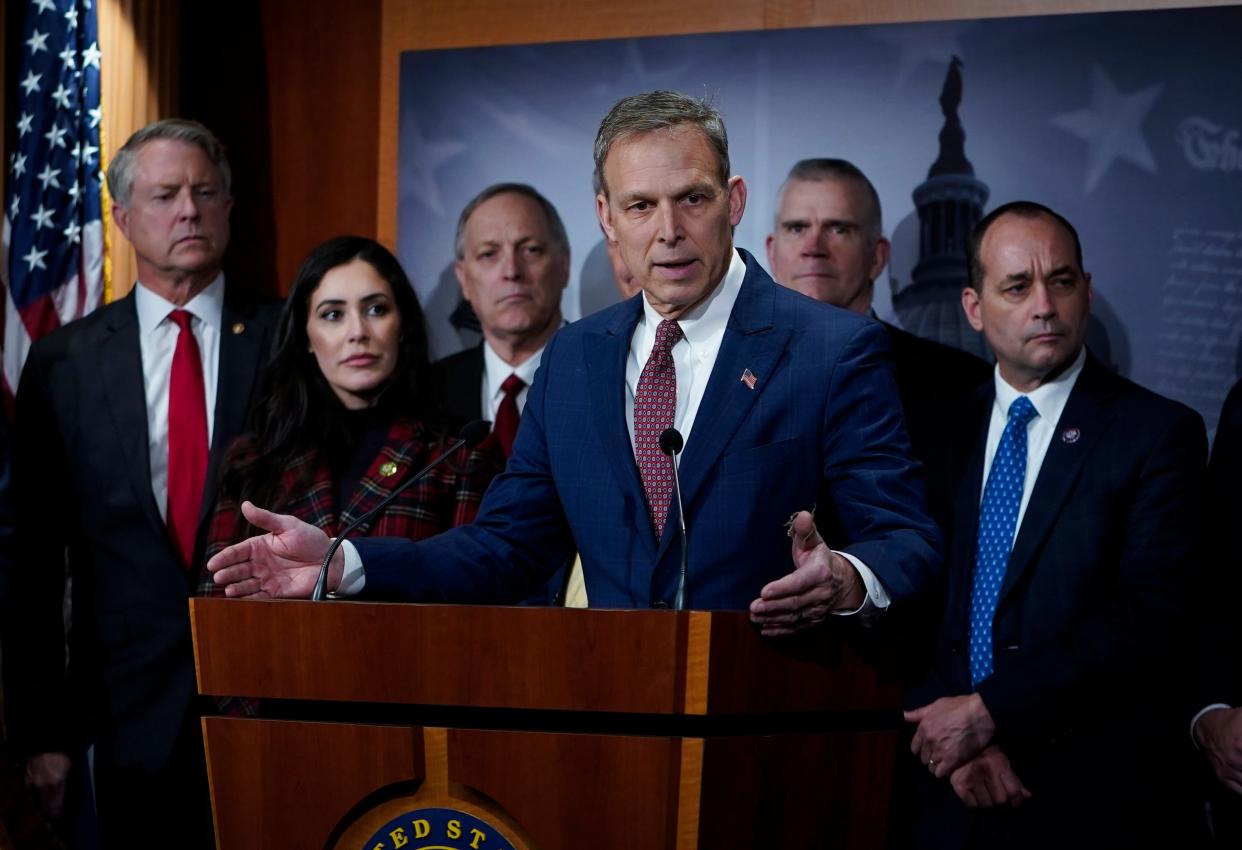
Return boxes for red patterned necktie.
[167,309,208,569]
[634,319,683,539]
[492,373,525,458]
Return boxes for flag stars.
[33,0,56,13]
[23,244,49,273]
[36,163,61,191]
[44,123,68,149]
[66,181,82,204]
[17,113,34,136]
[21,71,42,96]
[64,5,78,29]
[13,153,28,178]
[51,83,73,110]
[9,196,19,219]
[31,204,55,231]
[81,142,99,164]
[60,45,77,70]
[82,42,102,69]
[63,221,82,245]
[26,29,50,55]
[88,107,102,129]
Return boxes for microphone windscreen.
[461,419,492,448]
[659,427,684,456]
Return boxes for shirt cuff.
[329,539,366,597]
[831,551,891,617]
[1191,703,1232,747]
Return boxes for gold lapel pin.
[232,322,245,335]
[379,461,399,478]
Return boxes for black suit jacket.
[429,343,485,427]
[3,287,277,773]
[906,353,1206,848]
[882,322,991,461]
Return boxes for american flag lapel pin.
[740,368,757,389]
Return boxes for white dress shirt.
[134,274,224,520]
[481,340,544,421]
[980,346,1086,531]
[339,249,884,608]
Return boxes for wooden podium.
[190,598,904,849]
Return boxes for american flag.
[1,0,104,398]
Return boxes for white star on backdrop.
[17,113,33,136]
[1051,67,1163,193]
[871,22,968,90]
[33,0,56,14]
[401,117,466,217]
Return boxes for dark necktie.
[634,319,683,539]
[167,309,208,569]
[492,373,525,458]
[969,395,1038,686]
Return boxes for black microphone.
[659,427,689,611]
[311,419,491,601]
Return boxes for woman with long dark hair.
[200,236,499,592]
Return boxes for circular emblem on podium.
[362,807,517,850]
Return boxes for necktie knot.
[653,319,683,354]
[500,373,525,398]
[169,309,195,333]
[1008,395,1037,428]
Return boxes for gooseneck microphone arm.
[659,427,689,611]
[310,419,492,601]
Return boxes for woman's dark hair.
[222,235,434,512]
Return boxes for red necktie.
[634,319,682,539]
[492,373,525,458]
[167,309,208,569]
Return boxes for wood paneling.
[203,717,424,850]
[98,0,179,300]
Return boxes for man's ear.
[962,286,984,332]
[597,193,617,243]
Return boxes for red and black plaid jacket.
[199,414,500,597]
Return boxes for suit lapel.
[339,418,424,535]
[584,296,656,560]
[95,294,166,536]
[997,356,1116,608]
[950,387,993,632]
[201,297,267,531]
[671,258,789,534]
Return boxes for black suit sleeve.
[2,344,78,758]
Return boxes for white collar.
[637,247,746,345]
[134,273,226,335]
[993,346,1087,421]
[483,339,545,401]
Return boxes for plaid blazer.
[199,414,501,597]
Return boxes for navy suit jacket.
[2,288,277,773]
[906,353,1206,846]
[358,250,939,610]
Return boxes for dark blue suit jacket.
[358,251,940,610]
[905,353,1206,847]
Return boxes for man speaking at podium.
[209,91,940,628]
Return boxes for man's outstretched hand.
[206,501,339,598]
[749,509,864,636]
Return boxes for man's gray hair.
[776,158,883,241]
[453,183,570,261]
[106,118,231,206]
[594,90,730,199]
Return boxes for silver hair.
[774,158,883,241]
[453,183,570,261]
[593,90,729,198]
[106,118,231,206]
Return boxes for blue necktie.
[969,395,1038,687]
